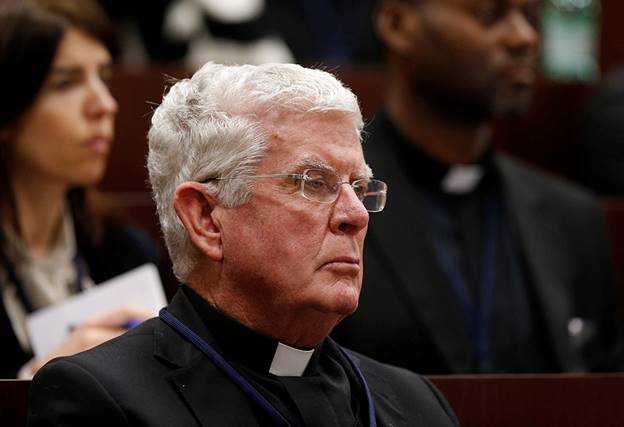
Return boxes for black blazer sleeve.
[27,358,130,426]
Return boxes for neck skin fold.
[189,273,339,350]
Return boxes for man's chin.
[332,293,360,318]
[493,87,534,118]
[315,287,360,318]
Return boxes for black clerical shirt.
[379,112,555,373]
[183,286,367,426]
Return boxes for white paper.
[26,263,166,358]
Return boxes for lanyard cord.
[159,308,291,427]
[159,308,377,427]
[431,194,498,369]
[2,253,85,313]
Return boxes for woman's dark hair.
[0,0,118,266]
[0,0,116,127]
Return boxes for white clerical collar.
[268,342,315,377]
[441,164,484,194]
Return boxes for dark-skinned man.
[333,0,623,374]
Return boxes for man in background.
[333,0,623,374]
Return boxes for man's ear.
[174,182,224,261]
[375,1,422,56]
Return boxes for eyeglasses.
[203,168,387,212]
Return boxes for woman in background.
[0,0,159,378]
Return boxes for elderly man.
[28,63,459,426]
[333,0,623,374]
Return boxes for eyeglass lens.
[301,169,387,212]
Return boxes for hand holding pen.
[29,306,153,376]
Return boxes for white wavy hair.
[147,62,363,281]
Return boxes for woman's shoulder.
[101,221,158,252]
[81,221,162,284]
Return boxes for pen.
[121,319,143,329]
[68,318,143,332]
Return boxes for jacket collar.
[375,110,497,196]
[154,286,406,425]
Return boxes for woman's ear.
[173,182,224,261]
[375,0,422,56]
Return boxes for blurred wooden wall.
[100,0,624,292]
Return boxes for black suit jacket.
[28,288,459,426]
[333,113,623,374]
[0,222,160,378]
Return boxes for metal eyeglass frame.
[202,168,387,212]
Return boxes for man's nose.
[504,9,539,54]
[329,184,369,235]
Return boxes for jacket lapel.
[356,359,406,425]
[326,339,407,426]
[497,156,581,371]
[153,290,259,426]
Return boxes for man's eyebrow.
[358,165,374,180]
[291,156,334,173]
[290,156,373,180]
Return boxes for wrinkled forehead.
[258,107,359,129]
[258,110,369,177]
[255,109,360,146]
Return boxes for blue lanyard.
[3,253,85,313]
[431,194,498,370]
[159,308,377,427]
